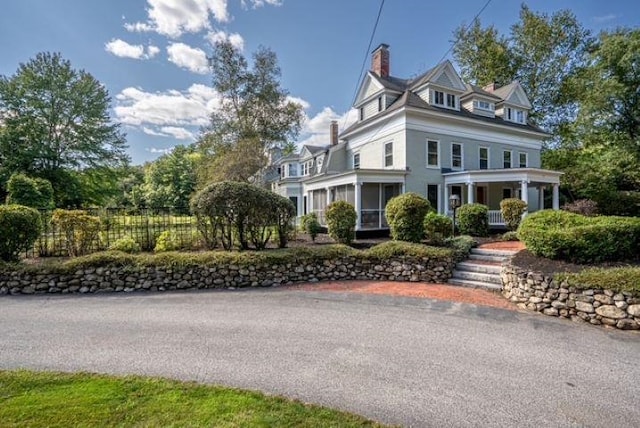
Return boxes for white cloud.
[146,146,174,154]
[241,0,283,9]
[160,126,194,140]
[592,14,618,23]
[206,30,245,51]
[125,0,230,38]
[105,39,161,60]
[286,95,310,110]
[167,42,209,74]
[297,107,358,147]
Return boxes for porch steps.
[447,247,517,292]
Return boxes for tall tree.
[0,52,129,204]
[197,41,304,185]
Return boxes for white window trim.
[503,150,513,169]
[479,146,490,170]
[451,142,463,170]
[473,99,494,111]
[518,152,528,168]
[426,139,440,169]
[433,90,444,106]
[446,93,457,109]
[353,152,360,169]
[384,141,393,168]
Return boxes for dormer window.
[434,90,444,105]
[446,93,456,108]
[473,100,494,111]
[505,107,526,124]
[377,96,383,112]
[353,153,360,169]
[516,110,525,124]
[288,163,297,177]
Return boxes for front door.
[476,186,487,205]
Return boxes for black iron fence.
[34,207,198,257]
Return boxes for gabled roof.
[491,81,532,109]
[408,60,466,92]
[461,84,502,100]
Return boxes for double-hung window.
[384,142,393,167]
[519,152,528,168]
[433,90,444,105]
[451,143,462,169]
[446,93,456,108]
[353,153,360,169]
[479,147,489,169]
[516,110,525,124]
[427,184,439,212]
[427,140,439,167]
[503,150,512,169]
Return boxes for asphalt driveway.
[1,288,639,427]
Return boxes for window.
[427,140,439,167]
[502,188,512,200]
[446,93,456,108]
[427,185,439,212]
[359,107,364,121]
[479,147,489,169]
[288,163,296,177]
[519,152,528,168]
[377,96,383,112]
[384,142,393,167]
[353,153,360,169]
[473,100,493,110]
[506,107,513,121]
[451,185,462,199]
[451,143,462,169]
[289,197,298,215]
[434,90,444,105]
[503,151,512,168]
[516,110,525,124]
[303,196,307,215]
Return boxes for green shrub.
[300,212,322,241]
[423,212,453,245]
[596,191,640,217]
[51,209,101,257]
[325,201,357,245]
[191,181,295,251]
[6,173,54,209]
[457,203,489,237]
[154,231,181,252]
[364,240,453,259]
[561,199,599,217]
[500,198,527,231]
[556,267,640,293]
[444,235,476,262]
[518,210,640,263]
[0,205,42,262]
[385,193,431,243]
[501,231,519,241]
[109,237,141,253]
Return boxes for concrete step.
[468,254,506,263]
[471,248,517,258]
[451,270,502,285]
[455,261,502,274]
[447,278,502,291]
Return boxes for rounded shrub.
[0,204,43,262]
[561,199,598,217]
[385,193,431,243]
[109,237,141,253]
[325,201,357,245]
[300,212,322,242]
[154,231,182,252]
[423,212,453,245]
[518,210,640,263]
[457,203,489,237]
[51,209,101,257]
[500,198,527,231]
[6,173,54,209]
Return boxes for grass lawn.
[0,370,387,427]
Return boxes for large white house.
[270,44,562,231]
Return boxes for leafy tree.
[6,173,54,208]
[141,145,199,210]
[0,52,129,205]
[197,41,304,185]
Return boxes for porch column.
[308,191,313,212]
[355,182,361,231]
[538,186,545,211]
[325,187,331,207]
[443,185,449,216]
[520,180,529,205]
[467,182,474,204]
[552,184,560,210]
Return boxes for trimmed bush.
[501,231,519,241]
[385,193,431,243]
[0,205,42,262]
[561,199,598,217]
[300,212,322,241]
[457,203,489,237]
[423,212,453,245]
[51,209,101,257]
[500,198,527,231]
[6,173,54,209]
[556,267,640,293]
[518,210,640,263]
[364,240,453,259]
[325,201,357,245]
[444,235,476,262]
[154,231,181,252]
[109,237,141,253]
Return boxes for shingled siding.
[502,261,640,331]
[0,256,455,296]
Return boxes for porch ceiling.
[443,168,562,185]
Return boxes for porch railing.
[360,209,388,229]
[487,210,505,226]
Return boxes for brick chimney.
[330,120,339,146]
[371,43,390,78]
[483,82,497,92]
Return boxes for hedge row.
[518,210,640,263]
[556,267,640,293]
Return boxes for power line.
[342,0,385,130]
[435,0,493,65]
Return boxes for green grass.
[556,266,640,293]
[0,370,387,428]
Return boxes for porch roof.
[443,168,562,186]
[303,168,407,191]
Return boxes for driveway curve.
[1,288,639,427]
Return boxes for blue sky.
[1,0,637,165]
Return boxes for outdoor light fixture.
[449,194,461,236]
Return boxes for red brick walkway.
[291,281,516,311]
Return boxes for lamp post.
[449,194,461,236]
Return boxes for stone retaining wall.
[502,262,640,331]
[0,256,454,296]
